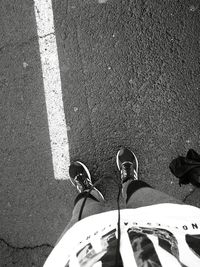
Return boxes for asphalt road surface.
[0,0,200,266]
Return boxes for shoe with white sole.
[69,161,105,200]
[116,147,139,183]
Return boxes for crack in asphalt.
[0,237,54,250]
[0,36,39,53]
[0,32,55,54]
[38,32,55,39]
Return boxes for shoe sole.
[69,161,92,187]
[116,148,139,174]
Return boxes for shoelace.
[121,163,138,182]
[74,174,93,191]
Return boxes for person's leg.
[72,189,106,221]
[116,147,183,210]
[124,180,183,209]
[57,189,105,243]
[56,161,106,244]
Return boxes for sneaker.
[69,161,105,200]
[116,147,138,183]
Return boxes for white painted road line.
[34,0,70,180]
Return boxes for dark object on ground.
[169,149,200,187]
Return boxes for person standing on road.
[44,147,200,267]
